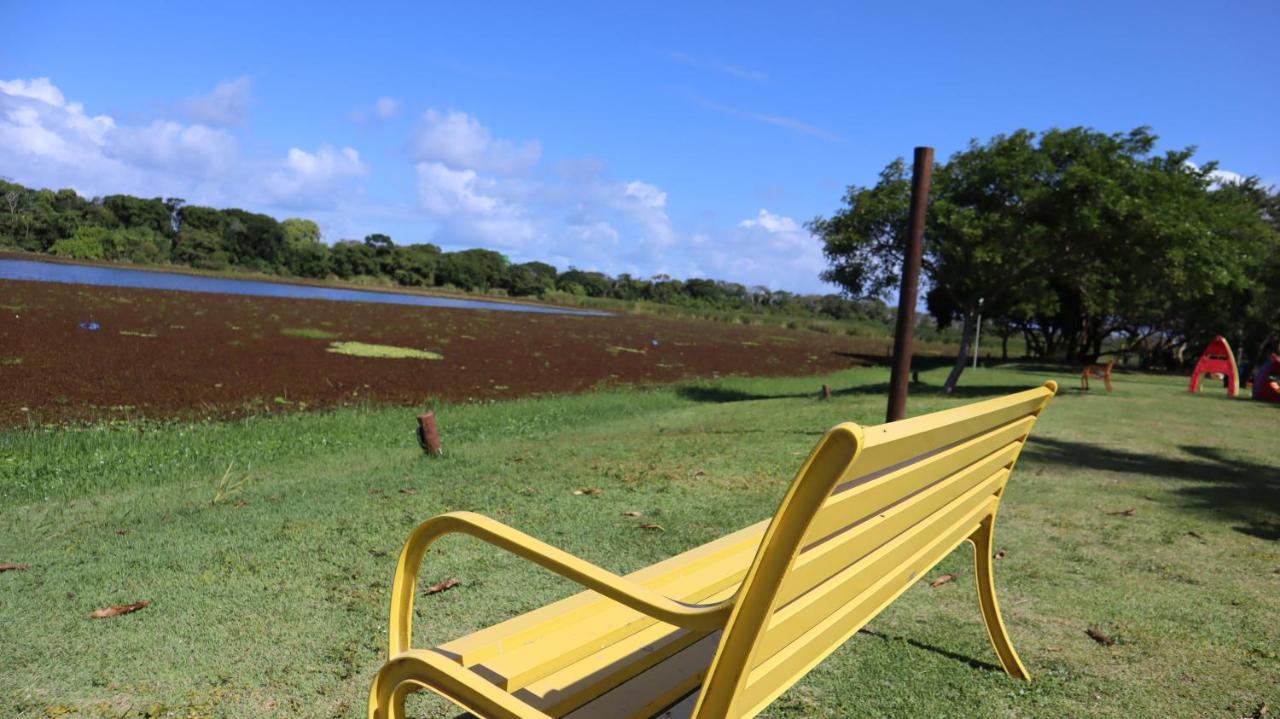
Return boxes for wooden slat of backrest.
[801,415,1035,547]
[776,441,1021,608]
[853,387,1049,479]
[753,468,1009,663]
[738,496,1000,716]
[441,519,768,667]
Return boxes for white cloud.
[739,208,801,233]
[409,109,541,175]
[702,209,829,291]
[1209,168,1245,186]
[261,146,367,209]
[351,96,402,123]
[180,76,253,127]
[623,180,667,208]
[0,76,363,213]
[416,162,501,216]
[0,77,67,106]
[110,121,237,177]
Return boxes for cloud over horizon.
[0,76,834,293]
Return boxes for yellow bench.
[368,382,1057,718]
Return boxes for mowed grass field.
[1,364,1277,717]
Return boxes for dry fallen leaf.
[929,573,957,588]
[621,511,644,517]
[692,469,707,477]
[0,563,29,573]
[1045,645,1063,652]
[90,600,150,619]
[1186,530,1204,540]
[398,488,417,495]
[1250,702,1269,719]
[232,499,248,508]
[637,523,665,531]
[994,549,1007,560]
[572,487,602,496]
[423,578,459,595]
[1085,627,1115,646]
[114,529,129,536]
[1107,508,1136,517]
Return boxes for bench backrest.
[693,381,1057,717]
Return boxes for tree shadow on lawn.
[677,382,1039,405]
[1023,437,1280,541]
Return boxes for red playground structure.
[1188,335,1238,397]
[1252,353,1280,403]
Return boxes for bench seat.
[434,521,767,717]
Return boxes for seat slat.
[516,585,736,716]
[756,470,1008,662]
[779,444,1019,607]
[740,496,999,716]
[803,415,1034,546]
[440,519,768,667]
[558,634,719,719]
[852,388,1047,478]
[478,543,756,690]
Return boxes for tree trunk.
[943,312,975,394]
[1001,326,1010,361]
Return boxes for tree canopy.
[0,178,892,326]
[811,126,1280,390]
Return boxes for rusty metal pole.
[886,146,933,423]
[417,411,442,455]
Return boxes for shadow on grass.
[831,352,960,371]
[857,628,1005,674]
[1023,437,1280,541]
[677,382,1040,404]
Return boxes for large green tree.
[812,126,1278,390]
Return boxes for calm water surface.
[0,258,609,316]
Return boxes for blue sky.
[2,1,1276,293]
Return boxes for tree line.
[0,178,891,324]
[812,126,1280,391]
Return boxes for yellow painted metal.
[367,649,553,719]
[387,512,735,659]
[739,498,1000,715]
[758,474,1008,662]
[970,511,1030,679]
[692,381,1055,718]
[558,633,721,719]
[690,423,866,718]
[482,553,750,691]
[802,415,1035,545]
[367,381,1056,719]
[440,520,768,667]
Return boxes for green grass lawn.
[2,365,1277,718]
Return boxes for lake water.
[0,258,609,317]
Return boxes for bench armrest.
[387,511,734,656]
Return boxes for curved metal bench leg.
[968,513,1031,680]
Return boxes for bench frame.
[369,381,1057,718]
